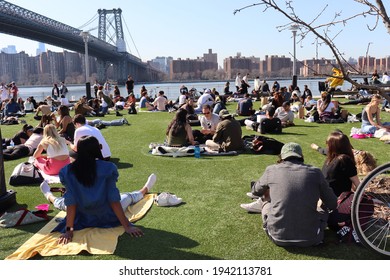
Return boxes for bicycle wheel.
[351,162,390,257]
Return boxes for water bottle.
[10,139,14,147]
[194,145,200,159]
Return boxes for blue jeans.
[100,106,108,115]
[361,121,390,134]
[382,99,389,109]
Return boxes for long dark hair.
[22,124,33,133]
[58,105,70,117]
[325,131,355,165]
[166,108,188,136]
[320,92,331,112]
[70,136,103,186]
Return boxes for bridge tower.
[97,8,126,52]
[97,8,127,82]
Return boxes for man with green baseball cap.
[249,142,337,247]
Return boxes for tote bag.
[9,162,44,186]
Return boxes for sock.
[40,180,53,201]
[145,173,156,192]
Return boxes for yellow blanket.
[6,193,156,260]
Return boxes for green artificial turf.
[0,100,389,260]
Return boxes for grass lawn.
[0,100,389,260]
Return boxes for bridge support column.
[96,59,106,83]
[113,59,127,85]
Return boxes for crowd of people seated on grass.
[2,76,390,253]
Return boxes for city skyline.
[1,0,390,68]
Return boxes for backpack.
[328,191,374,243]
[243,135,284,155]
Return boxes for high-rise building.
[260,55,291,77]
[1,45,17,54]
[223,53,260,79]
[150,56,173,74]
[63,50,82,77]
[300,58,333,77]
[36,42,46,56]
[169,50,218,80]
[203,49,218,65]
[358,56,376,74]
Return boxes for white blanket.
[38,170,61,184]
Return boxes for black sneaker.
[116,111,123,117]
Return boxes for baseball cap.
[280,142,303,160]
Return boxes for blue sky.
[1,0,390,67]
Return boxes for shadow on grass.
[280,132,307,136]
[291,124,319,128]
[281,231,388,260]
[28,227,219,260]
[115,227,220,260]
[111,158,133,169]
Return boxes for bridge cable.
[122,16,141,59]
[77,13,99,30]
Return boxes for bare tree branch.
[234,0,390,102]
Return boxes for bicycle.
[351,162,390,256]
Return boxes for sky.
[1,0,390,67]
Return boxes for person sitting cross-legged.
[274,101,295,127]
[243,142,337,247]
[259,106,282,134]
[68,114,111,161]
[192,104,220,144]
[237,93,255,116]
[205,109,244,152]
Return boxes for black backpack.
[243,135,284,155]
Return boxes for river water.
[15,78,356,102]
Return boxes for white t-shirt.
[235,75,241,87]
[153,96,167,111]
[199,113,220,131]
[178,95,187,106]
[317,100,335,113]
[254,79,261,91]
[24,101,35,111]
[115,100,125,107]
[292,89,301,98]
[73,124,111,158]
[304,99,317,108]
[274,107,294,123]
[382,74,390,84]
[196,93,213,108]
[25,133,43,154]
[0,86,8,101]
[60,97,70,106]
[46,140,69,157]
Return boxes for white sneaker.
[240,199,262,213]
[246,192,259,199]
[155,192,182,207]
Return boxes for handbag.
[9,162,44,186]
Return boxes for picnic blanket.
[150,144,238,157]
[5,193,156,260]
[39,171,61,184]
